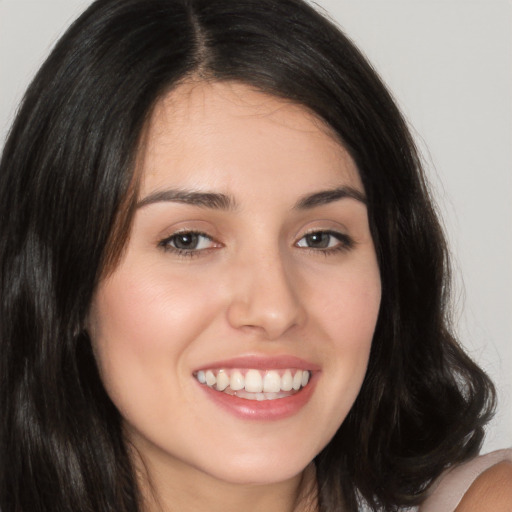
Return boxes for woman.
[0,0,510,511]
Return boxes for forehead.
[138,80,362,197]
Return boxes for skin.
[88,80,381,511]
[454,461,512,512]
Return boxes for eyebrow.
[136,185,366,211]
[294,186,366,209]
[137,189,236,210]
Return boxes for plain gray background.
[1,0,510,453]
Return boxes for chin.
[197,453,312,486]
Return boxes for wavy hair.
[0,0,495,510]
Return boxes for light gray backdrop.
[1,0,510,452]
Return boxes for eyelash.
[157,229,354,258]
[158,231,217,258]
[296,230,354,255]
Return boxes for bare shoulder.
[455,460,512,511]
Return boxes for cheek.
[335,271,380,374]
[92,262,216,343]
[87,265,220,408]
[310,260,381,346]
[304,262,381,431]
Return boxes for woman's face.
[88,81,381,486]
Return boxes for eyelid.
[156,224,354,258]
[158,230,222,257]
[295,228,355,253]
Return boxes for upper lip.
[193,354,320,372]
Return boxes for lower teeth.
[224,389,296,401]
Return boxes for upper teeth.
[195,368,310,393]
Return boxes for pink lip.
[193,354,320,421]
[193,354,320,372]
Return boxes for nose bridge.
[226,242,305,339]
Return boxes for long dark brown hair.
[0,0,495,510]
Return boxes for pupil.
[307,232,329,248]
[174,233,198,249]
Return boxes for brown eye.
[172,233,200,249]
[159,232,215,252]
[303,232,331,249]
[296,230,353,252]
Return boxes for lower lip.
[196,372,318,421]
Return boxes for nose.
[226,250,306,340]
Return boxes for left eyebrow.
[136,189,237,210]
[294,186,367,209]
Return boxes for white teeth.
[234,390,292,401]
[205,370,216,387]
[230,370,245,391]
[245,369,263,392]
[196,368,312,398]
[263,370,281,393]
[216,370,230,391]
[281,370,293,391]
[292,370,303,391]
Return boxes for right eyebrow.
[294,186,366,209]
[136,189,237,210]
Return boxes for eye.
[158,231,217,253]
[296,230,353,252]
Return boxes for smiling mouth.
[194,368,311,401]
